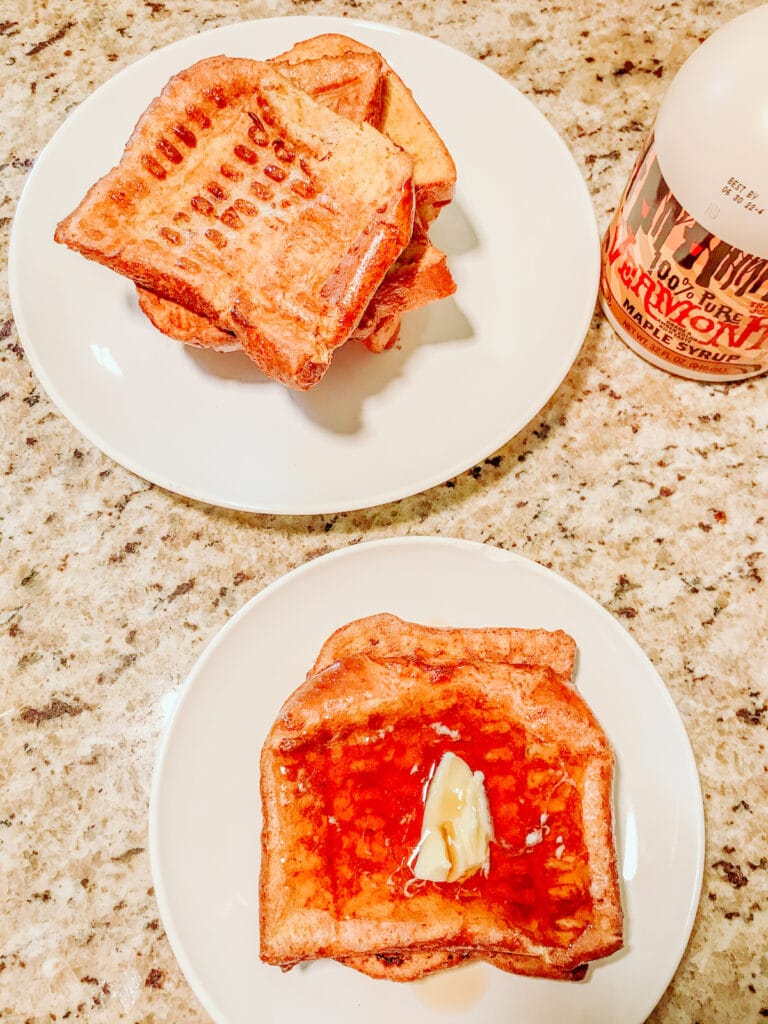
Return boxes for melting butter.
[411,751,493,883]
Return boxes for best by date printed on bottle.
[721,178,764,216]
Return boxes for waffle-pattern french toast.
[136,212,455,356]
[55,57,415,389]
[132,43,456,359]
[260,615,623,982]
[137,212,455,356]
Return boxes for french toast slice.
[138,211,454,355]
[351,215,456,351]
[133,50,389,356]
[136,284,403,354]
[55,57,414,389]
[260,624,623,979]
[311,613,586,980]
[272,50,386,128]
[273,34,457,212]
[130,52,454,358]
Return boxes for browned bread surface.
[351,313,402,353]
[317,614,586,980]
[136,285,237,350]
[272,51,385,128]
[137,284,402,353]
[260,618,623,978]
[310,612,578,679]
[55,57,414,390]
[353,216,456,341]
[137,212,454,353]
[273,34,456,209]
[340,949,588,982]
[136,217,454,354]
[132,49,395,356]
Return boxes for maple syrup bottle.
[600,4,768,381]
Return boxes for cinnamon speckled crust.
[54,56,414,389]
[260,621,622,978]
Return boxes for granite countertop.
[2,0,767,1020]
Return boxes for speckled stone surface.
[2,0,767,1021]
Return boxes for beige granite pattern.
[2,0,767,1020]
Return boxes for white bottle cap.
[655,4,768,258]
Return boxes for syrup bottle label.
[600,133,768,380]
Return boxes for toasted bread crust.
[340,949,588,982]
[272,51,386,128]
[137,286,238,350]
[260,618,622,979]
[137,284,404,353]
[310,612,578,679]
[136,219,454,354]
[351,313,402,353]
[55,57,414,389]
[353,217,456,336]
[273,34,456,210]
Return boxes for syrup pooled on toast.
[277,697,595,950]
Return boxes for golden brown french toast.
[310,613,588,980]
[129,45,455,358]
[260,618,623,981]
[137,285,238,351]
[351,216,456,352]
[55,57,414,389]
[273,34,457,212]
[132,49,393,356]
[138,213,455,355]
[273,50,385,128]
[350,313,402,354]
[310,612,577,679]
[137,285,402,354]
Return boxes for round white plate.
[9,16,599,514]
[150,536,704,1024]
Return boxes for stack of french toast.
[259,614,624,982]
[54,34,457,390]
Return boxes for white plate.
[150,536,704,1024]
[9,16,599,514]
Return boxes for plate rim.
[148,534,705,1024]
[8,14,600,515]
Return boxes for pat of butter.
[411,751,494,883]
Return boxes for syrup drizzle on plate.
[413,962,489,1012]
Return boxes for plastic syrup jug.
[600,4,768,381]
